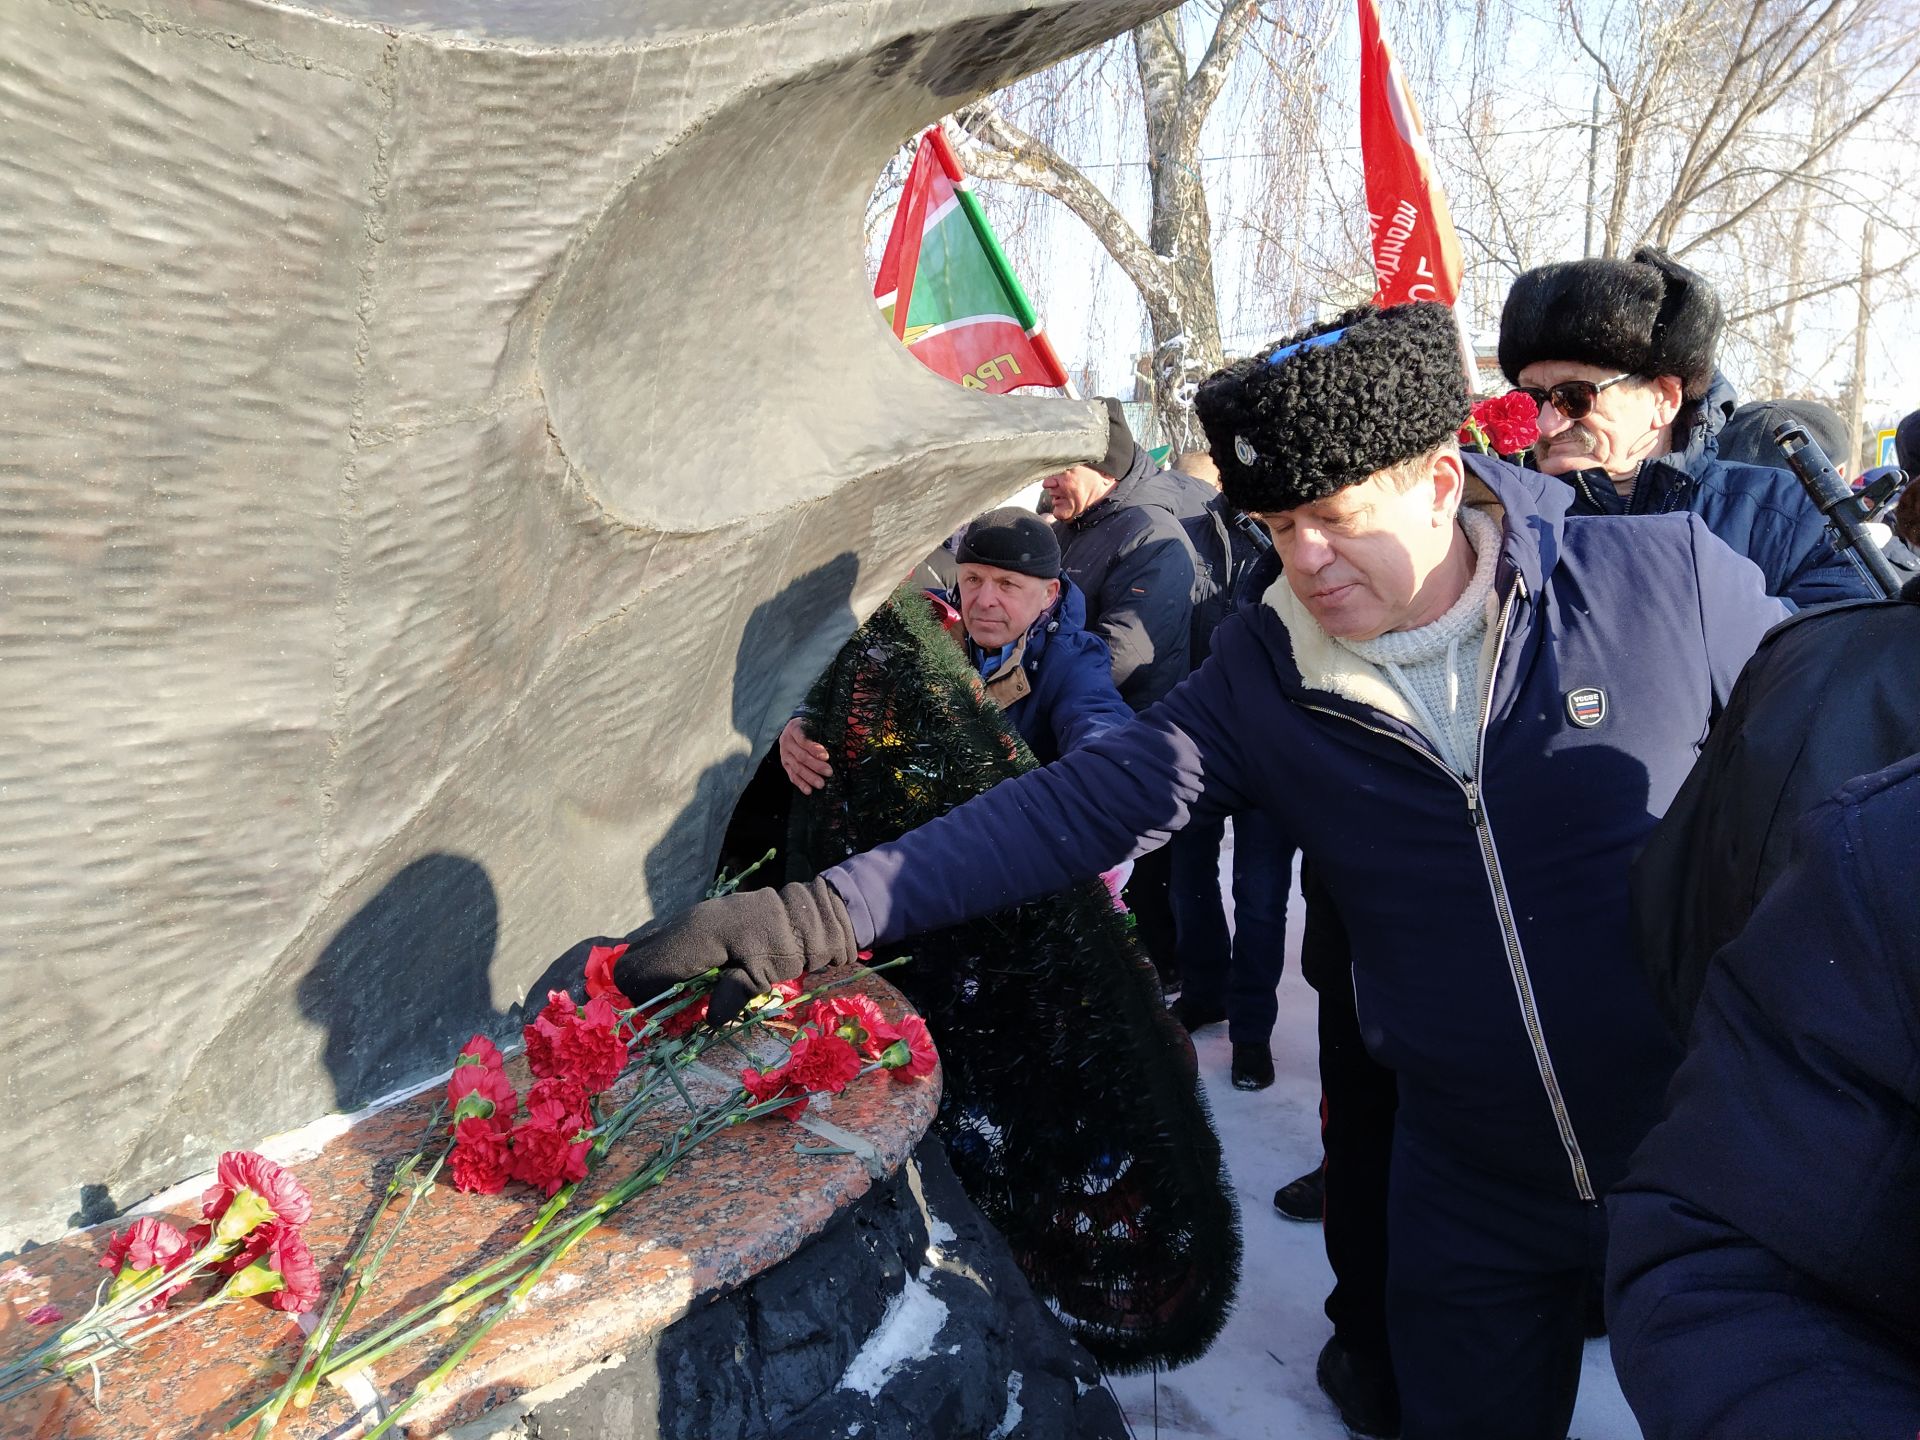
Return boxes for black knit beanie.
[1097,396,1138,479]
[1194,302,1470,515]
[956,507,1061,579]
[1498,245,1722,400]
[1895,409,1920,478]
[1719,400,1848,471]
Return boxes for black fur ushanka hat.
[1498,245,1722,400]
[1194,301,1471,515]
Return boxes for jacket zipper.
[1302,576,1596,1201]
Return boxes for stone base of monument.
[0,970,1124,1440]
[454,1136,1126,1440]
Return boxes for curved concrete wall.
[0,0,1174,1248]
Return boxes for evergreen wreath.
[789,587,1241,1371]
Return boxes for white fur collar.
[1264,487,1507,726]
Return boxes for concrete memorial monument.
[0,0,1176,1251]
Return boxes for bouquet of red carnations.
[1457,390,1540,460]
[0,1150,319,1407]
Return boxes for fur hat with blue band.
[1194,301,1471,515]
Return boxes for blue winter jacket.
[829,457,1787,1199]
[1606,755,1920,1440]
[940,577,1133,767]
[1557,373,1873,607]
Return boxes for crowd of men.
[641,246,1920,1440]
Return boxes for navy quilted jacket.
[1556,373,1872,607]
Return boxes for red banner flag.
[1357,0,1463,311]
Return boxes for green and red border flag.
[875,126,1071,395]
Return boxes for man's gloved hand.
[611,877,859,1027]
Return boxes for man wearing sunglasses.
[1500,246,1871,608]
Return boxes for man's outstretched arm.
[616,647,1270,1009]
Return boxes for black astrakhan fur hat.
[1194,301,1470,515]
[1498,245,1722,400]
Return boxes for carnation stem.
[225,1094,788,1433]
[354,1099,762,1440]
[0,1239,238,1400]
[0,1294,231,1407]
[224,963,910,1434]
[357,1226,587,1440]
[247,1113,452,1435]
[707,846,776,898]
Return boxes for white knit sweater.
[1335,506,1502,780]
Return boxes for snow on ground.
[1103,850,1644,1440]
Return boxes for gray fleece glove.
[612,877,859,1027]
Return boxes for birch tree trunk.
[953,1,1260,450]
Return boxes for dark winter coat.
[1556,373,1873,607]
[1182,492,1275,667]
[1607,756,1920,1440]
[828,456,1787,1200]
[1052,449,1200,711]
[1631,591,1920,1038]
[939,577,1133,768]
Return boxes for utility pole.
[1583,86,1602,259]
[1846,218,1874,479]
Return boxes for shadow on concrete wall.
[641,550,861,918]
[532,553,863,1000]
[298,853,503,1112]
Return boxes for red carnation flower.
[780,1027,865,1098]
[448,1116,513,1195]
[202,1151,312,1245]
[100,1216,193,1277]
[805,996,900,1060]
[523,989,578,1080]
[261,1225,321,1313]
[454,1034,505,1071]
[526,1075,591,1132]
[883,1014,939,1082]
[507,1119,591,1197]
[448,1058,517,1130]
[525,991,628,1092]
[583,943,632,1009]
[740,1064,808,1120]
[98,1216,196,1311]
[1460,391,1539,457]
[221,1221,321,1313]
[558,996,630,1093]
[24,1305,62,1326]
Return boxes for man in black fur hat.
[615,302,1788,1440]
[1500,246,1871,606]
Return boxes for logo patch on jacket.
[1565,687,1607,727]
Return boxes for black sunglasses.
[1514,372,1636,421]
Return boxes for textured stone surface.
[0,0,1178,1249]
[0,968,946,1436]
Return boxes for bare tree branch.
[1186,0,1264,135]
[949,102,1181,320]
